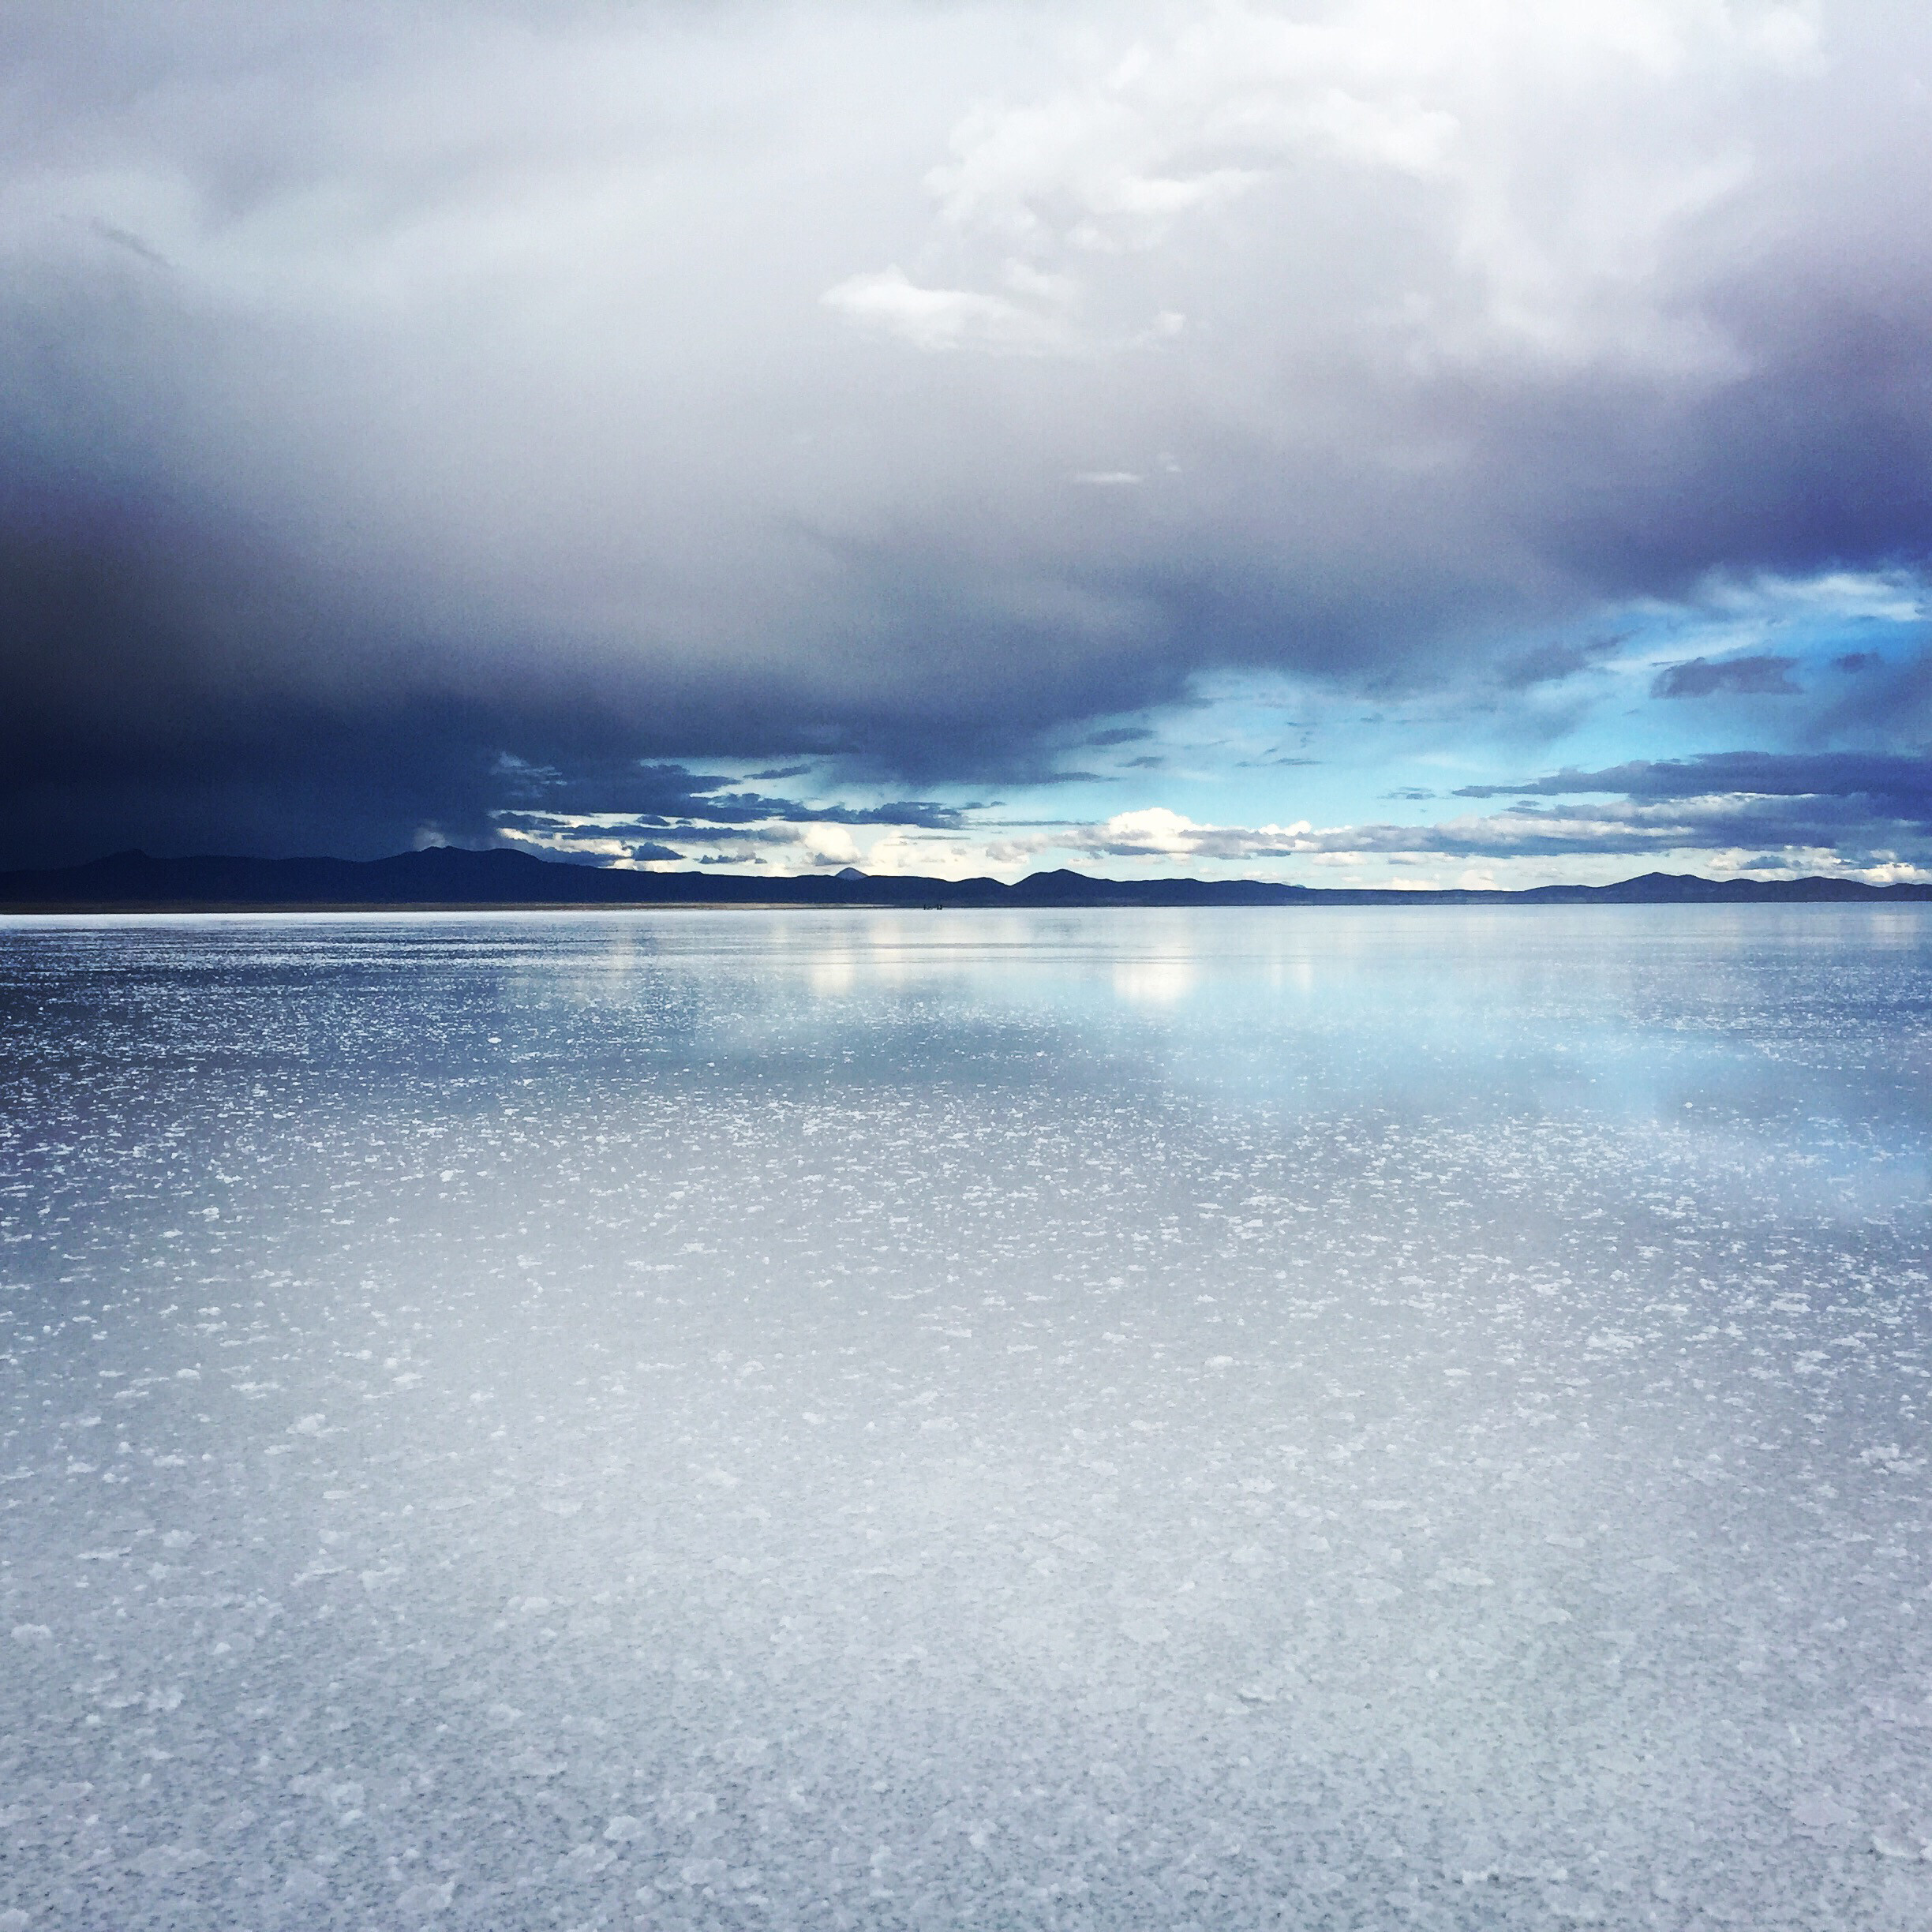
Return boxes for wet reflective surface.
[2,908,1930,1928]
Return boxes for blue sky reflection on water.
[466,903,1932,1133]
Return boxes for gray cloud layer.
[4,2,1932,862]
[1454,750,1930,807]
[1651,655,1801,698]
[490,761,968,829]
[1434,749,1932,862]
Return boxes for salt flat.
[2,907,1929,1930]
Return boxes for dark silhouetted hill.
[1,848,1927,910]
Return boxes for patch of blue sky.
[958,570,1932,881]
[522,570,1928,886]
[1117,571,1925,817]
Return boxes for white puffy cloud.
[831,0,1824,373]
[822,265,1081,355]
[1073,807,1316,860]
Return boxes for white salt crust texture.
[0,905,1929,1929]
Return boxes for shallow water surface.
[2,907,1930,1929]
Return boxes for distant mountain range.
[2,846,1928,909]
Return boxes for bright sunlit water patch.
[2,908,1930,1929]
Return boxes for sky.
[3,0,1930,887]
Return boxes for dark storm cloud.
[1650,654,1802,698]
[5,0,1932,863]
